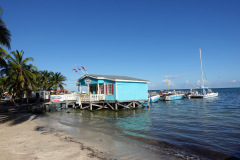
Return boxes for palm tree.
[0,48,8,76]
[51,72,67,92]
[0,7,11,76]
[0,7,11,49]
[0,75,7,98]
[39,70,54,91]
[6,50,37,99]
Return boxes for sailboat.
[189,48,218,98]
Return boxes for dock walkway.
[44,99,149,111]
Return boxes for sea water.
[37,88,240,159]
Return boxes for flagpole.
[72,66,81,76]
[81,65,88,75]
[76,65,86,75]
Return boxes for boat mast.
[199,48,204,88]
[166,75,169,91]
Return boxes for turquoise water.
[43,88,240,159]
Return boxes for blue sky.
[1,0,240,91]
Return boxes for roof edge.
[77,74,149,83]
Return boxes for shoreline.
[0,112,176,160]
[0,113,106,160]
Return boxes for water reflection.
[117,109,151,138]
[45,88,240,159]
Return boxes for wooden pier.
[44,99,149,111]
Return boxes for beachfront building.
[77,74,149,110]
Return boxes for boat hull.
[149,95,161,103]
[164,94,184,101]
[203,92,218,98]
[190,92,218,99]
[189,95,204,98]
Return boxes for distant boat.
[149,94,161,102]
[164,94,184,101]
[189,48,218,99]
[189,88,218,98]
[162,76,184,101]
[148,92,161,102]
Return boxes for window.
[99,85,104,94]
[106,84,114,95]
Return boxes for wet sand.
[0,113,104,160]
[35,111,180,160]
[0,112,181,160]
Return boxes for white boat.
[189,48,218,99]
[189,88,218,98]
[147,92,161,102]
[149,94,161,102]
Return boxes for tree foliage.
[0,7,11,76]
[0,7,67,101]
[5,50,37,98]
[0,7,11,49]
[1,50,67,100]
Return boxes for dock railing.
[50,94,105,104]
[79,94,105,102]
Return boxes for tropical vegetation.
[0,50,67,101]
[0,7,67,103]
[0,7,11,76]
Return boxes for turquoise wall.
[78,77,148,101]
[80,78,104,85]
[79,77,98,85]
[79,78,116,101]
[104,80,116,101]
[116,82,148,101]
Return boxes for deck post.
[97,83,100,94]
[90,102,92,110]
[133,101,135,108]
[66,102,69,108]
[115,102,118,110]
[88,84,90,94]
[147,101,150,108]
[72,103,75,109]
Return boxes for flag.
[72,67,77,73]
[81,66,87,71]
[77,67,81,71]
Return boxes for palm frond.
[0,21,11,49]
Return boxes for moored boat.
[149,94,161,102]
[164,94,184,101]
[189,48,218,99]
[189,88,218,98]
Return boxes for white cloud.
[162,79,174,86]
[232,80,237,83]
[185,80,189,84]
[196,80,201,86]
[164,73,199,80]
[196,80,209,86]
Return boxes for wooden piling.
[90,102,92,110]
[115,103,118,110]
[72,103,75,109]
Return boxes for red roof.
[56,89,68,92]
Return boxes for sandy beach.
[0,113,105,160]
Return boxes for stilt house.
[77,74,149,102]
